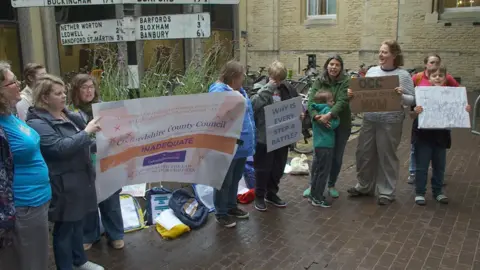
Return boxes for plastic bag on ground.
[289,154,310,175]
[155,209,190,240]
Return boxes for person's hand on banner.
[466,104,472,113]
[85,117,102,135]
[300,112,305,120]
[347,88,354,100]
[414,106,423,114]
[394,87,403,95]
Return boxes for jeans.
[53,220,88,270]
[414,140,446,197]
[83,191,124,243]
[0,201,50,270]
[214,157,247,217]
[328,127,352,187]
[409,143,416,174]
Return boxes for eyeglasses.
[80,84,95,90]
[1,78,20,88]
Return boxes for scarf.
[0,126,15,249]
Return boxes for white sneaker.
[74,261,105,270]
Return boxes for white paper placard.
[264,97,303,152]
[415,86,471,129]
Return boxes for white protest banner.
[415,86,471,129]
[264,97,303,152]
[92,92,246,202]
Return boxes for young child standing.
[251,61,299,211]
[412,65,470,205]
[309,91,339,207]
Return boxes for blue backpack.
[168,189,209,229]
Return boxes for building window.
[443,0,480,11]
[306,0,336,19]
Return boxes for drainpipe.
[396,0,400,41]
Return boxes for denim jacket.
[208,82,256,159]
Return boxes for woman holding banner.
[209,61,255,228]
[347,40,415,205]
[26,75,104,270]
[68,74,124,251]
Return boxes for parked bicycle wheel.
[292,129,314,155]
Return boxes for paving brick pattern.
[49,96,480,270]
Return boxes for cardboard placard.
[349,75,401,113]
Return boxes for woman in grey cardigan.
[347,40,415,205]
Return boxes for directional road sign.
[11,0,239,7]
[59,17,135,45]
[58,13,211,45]
[135,13,210,40]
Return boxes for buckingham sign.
[12,0,239,7]
[59,13,211,45]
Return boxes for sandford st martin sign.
[11,0,239,7]
[60,13,211,45]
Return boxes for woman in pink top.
[407,54,460,184]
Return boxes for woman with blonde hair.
[25,74,104,270]
[68,74,124,250]
[0,61,51,270]
[347,40,415,205]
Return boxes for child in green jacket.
[309,91,340,207]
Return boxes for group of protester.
[0,38,470,269]
[0,64,121,270]
[212,39,470,229]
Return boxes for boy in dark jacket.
[251,61,296,211]
[309,91,339,207]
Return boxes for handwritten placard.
[415,86,470,129]
[264,97,303,152]
[349,75,401,113]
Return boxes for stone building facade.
[237,0,480,89]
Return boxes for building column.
[40,7,60,75]
[17,7,45,67]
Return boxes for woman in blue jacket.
[209,60,255,228]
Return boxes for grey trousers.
[354,120,403,200]
[311,147,334,201]
[0,201,50,270]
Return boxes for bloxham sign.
[11,0,239,7]
[135,13,210,40]
[349,75,401,113]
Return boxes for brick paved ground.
[49,96,480,270]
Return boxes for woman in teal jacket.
[209,60,255,228]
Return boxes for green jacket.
[312,104,340,148]
[307,73,351,129]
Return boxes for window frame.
[306,0,337,20]
[438,0,480,20]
